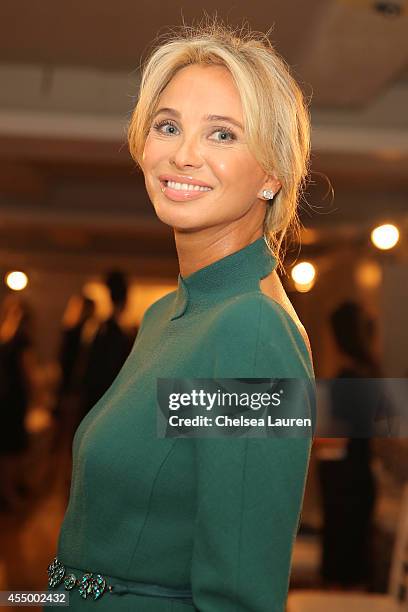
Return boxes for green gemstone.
[78,573,93,599]
[91,574,106,600]
[47,558,65,588]
[64,573,77,590]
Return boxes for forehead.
[158,64,243,118]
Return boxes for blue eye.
[153,119,178,134]
[211,128,236,142]
[151,120,237,143]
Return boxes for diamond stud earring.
[262,189,275,200]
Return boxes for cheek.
[210,155,244,187]
[142,135,162,169]
[211,152,262,191]
[141,138,152,169]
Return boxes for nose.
[170,134,203,169]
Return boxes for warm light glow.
[26,407,52,434]
[371,224,399,250]
[292,262,316,285]
[291,262,316,293]
[82,281,111,319]
[294,281,314,293]
[5,270,28,291]
[355,260,382,289]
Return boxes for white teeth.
[166,180,211,192]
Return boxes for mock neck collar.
[170,237,277,320]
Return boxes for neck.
[169,233,276,321]
[174,221,264,278]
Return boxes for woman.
[46,20,314,611]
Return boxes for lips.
[158,174,213,188]
[159,174,213,202]
[158,175,214,202]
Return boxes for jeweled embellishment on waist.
[47,558,65,588]
[78,573,93,599]
[47,556,113,600]
[64,573,77,590]
[92,575,107,600]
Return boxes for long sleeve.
[190,295,314,611]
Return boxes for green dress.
[46,237,314,611]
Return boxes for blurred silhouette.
[317,300,380,589]
[79,270,136,420]
[52,293,97,451]
[0,294,35,510]
[52,273,137,504]
[58,295,96,402]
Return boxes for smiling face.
[141,64,280,233]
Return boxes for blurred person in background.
[78,269,136,420]
[316,300,380,590]
[52,293,96,450]
[0,294,36,511]
[57,294,96,404]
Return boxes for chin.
[152,199,214,232]
[156,212,207,232]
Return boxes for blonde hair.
[128,18,311,273]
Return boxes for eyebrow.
[153,107,244,131]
